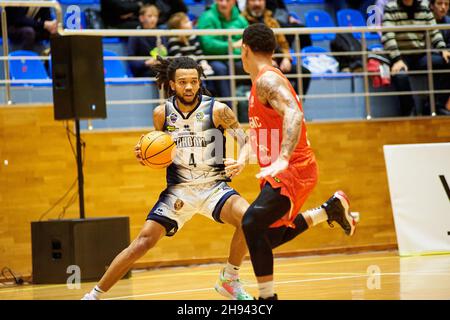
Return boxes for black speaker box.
[31,217,130,284]
[50,35,107,120]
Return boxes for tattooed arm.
[213,102,251,178]
[255,71,303,178]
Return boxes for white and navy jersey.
[162,94,228,186]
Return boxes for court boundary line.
[103,271,450,300]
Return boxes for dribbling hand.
[256,157,289,179]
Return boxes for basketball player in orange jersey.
[82,56,254,300]
[234,23,358,300]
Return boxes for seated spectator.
[149,0,188,27]
[5,7,57,52]
[166,12,214,75]
[128,5,166,77]
[242,0,310,94]
[101,0,143,29]
[430,0,450,47]
[382,0,450,116]
[264,0,312,48]
[197,0,249,104]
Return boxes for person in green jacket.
[197,0,249,105]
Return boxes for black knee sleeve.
[241,184,291,277]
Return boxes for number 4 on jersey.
[189,153,197,167]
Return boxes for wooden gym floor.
[1,251,449,300]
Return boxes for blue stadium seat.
[187,12,198,22]
[9,50,51,86]
[184,0,203,4]
[304,9,336,41]
[336,9,380,40]
[103,50,129,83]
[103,50,148,85]
[302,46,328,53]
[102,38,121,44]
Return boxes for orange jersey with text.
[248,65,318,228]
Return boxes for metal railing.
[1,0,450,119]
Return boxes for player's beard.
[176,89,200,107]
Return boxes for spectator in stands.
[382,0,450,116]
[265,0,311,48]
[149,0,188,26]
[101,0,143,29]
[430,0,450,47]
[243,0,291,72]
[197,0,248,103]
[166,12,214,75]
[128,5,165,77]
[242,0,311,94]
[5,7,57,52]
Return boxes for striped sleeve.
[167,37,182,57]
[426,12,447,49]
[191,36,204,56]
[382,6,402,62]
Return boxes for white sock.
[303,207,328,226]
[224,262,240,280]
[90,285,105,299]
[258,281,274,299]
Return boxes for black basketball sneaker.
[322,191,357,236]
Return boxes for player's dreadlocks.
[151,56,211,98]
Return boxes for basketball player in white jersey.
[82,56,253,300]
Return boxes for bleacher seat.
[336,9,380,40]
[103,38,121,44]
[184,0,203,5]
[103,50,130,84]
[304,9,336,41]
[301,45,328,56]
[9,50,51,86]
[103,50,149,85]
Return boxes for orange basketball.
[140,131,176,169]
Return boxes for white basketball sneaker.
[81,293,99,300]
[214,269,253,300]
